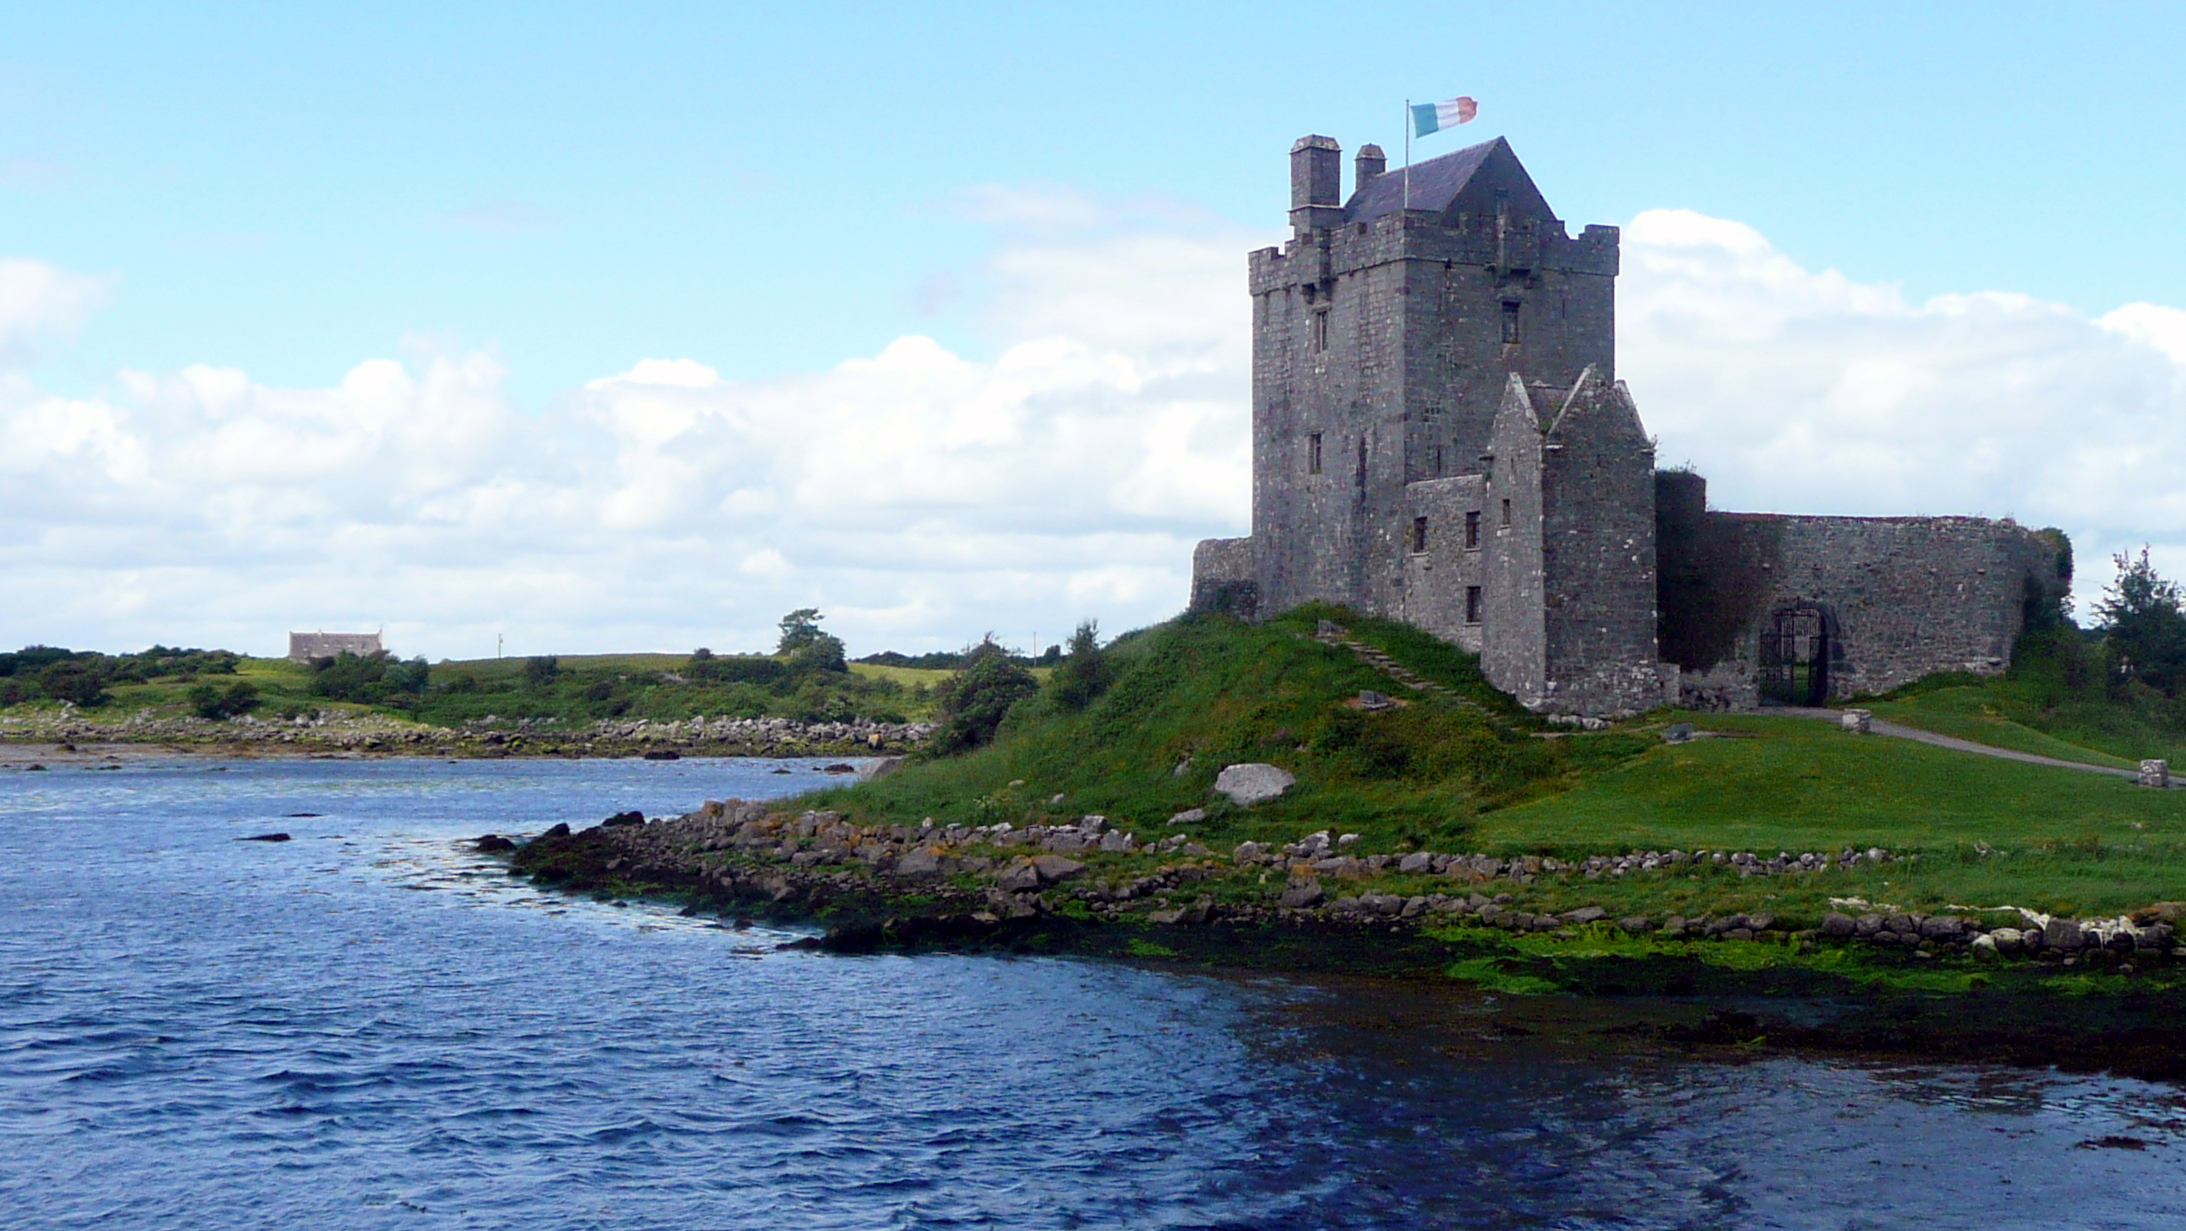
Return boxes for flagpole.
[1403,99,1411,211]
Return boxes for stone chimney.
[1289,135,1343,233]
[1355,143,1386,191]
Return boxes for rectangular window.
[1410,517,1428,554]
[1313,311,1329,351]
[1500,498,1512,526]
[1501,301,1522,344]
[1308,432,1323,475]
[1465,510,1481,549]
[1465,586,1483,624]
[1430,446,1443,477]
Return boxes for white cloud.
[0,258,104,361]
[7,198,2185,660]
[1620,209,2186,608]
[0,203,1266,658]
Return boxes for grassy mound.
[805,605,2186,921]
[1865,626,2186,767]
[808,604,1599,849]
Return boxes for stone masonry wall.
[1237,134,1618,633]
[1662,503,2066,707]
[1480,379,1549,704]
[1398,475,1488,650]
[1189,537,1258,618]
[1534,378,1666,716]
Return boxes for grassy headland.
[498,604,2186,1073]
[796,607,2186,921]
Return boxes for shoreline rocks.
[0,712,930,758]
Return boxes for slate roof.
[1344,137,1504,223]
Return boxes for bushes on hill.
[37,661,109,708]
[931,637,1039,755]
[688,654,786,686]
[0,644,242,708]
[1047,620,1115,710]
[311,651,429,705]
[189,681,260,720]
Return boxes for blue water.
[3,755,2185,1230]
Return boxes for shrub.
[689,655,785,685]
[311,652,430,704]
[1047,620,1115,710]
[523,655,560,686]
[38,661,109,707]
[0,646,78,679]
[930,637,1039,755]
[189,681,260,720]
[786,632,848,676]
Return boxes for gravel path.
[1770,706,2176,786]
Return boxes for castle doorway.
[1758,603,1831,706]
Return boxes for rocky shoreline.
[497,798,2186,1078]
[0,711,931,758]
[513,801,2183,966]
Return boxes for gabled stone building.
[1192,135,2067,716]
[288,631,383,662]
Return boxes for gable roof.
[1344,136,1547,225]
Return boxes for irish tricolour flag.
[1411,96,1478,137]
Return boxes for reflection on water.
[0,755,2181,1230]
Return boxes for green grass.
[803,604,1569,850]
[800,608,2186,922]
[1860,627,2186,767]
[4,649,937,729]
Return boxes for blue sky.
[11,2,2181,402]
[4,3,2186,657]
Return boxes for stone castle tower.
[1194,134,2066,717]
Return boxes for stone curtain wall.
[1667,507,2066,709]
[1188,538,1258,618]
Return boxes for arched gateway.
[1757,603,1833,706]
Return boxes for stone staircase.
[1310,621,1510,726]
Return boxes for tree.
[777,608,824,654]
[2093,547,2186,694]
[930,636,1038,755]
[1048,619,1115,710]
[786,632,848,676]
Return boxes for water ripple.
[3,756,2185,1228]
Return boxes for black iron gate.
[1758,604,1830,706]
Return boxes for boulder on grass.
[1028,855,1086,884]
[1213,763,1295,807]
